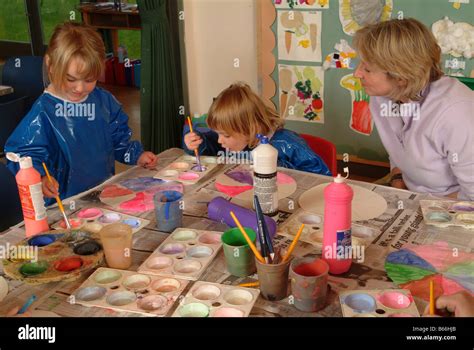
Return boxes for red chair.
[300,133,338,176]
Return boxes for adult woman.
[353,18,473,200]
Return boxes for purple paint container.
[207,197,277,238]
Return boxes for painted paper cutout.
[215,165,297,205]
[323,39,357,70]
[385,242,474,301]
[339,0,393,36]
[274,0,329,10]
[100,177,184,214]
[279,64,324,123]
[340,74,373,135]
[405,241,473,271]
[278,11,322,62]
[119,192,155,213]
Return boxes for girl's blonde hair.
[353,18,444,101]
[45,22,105,89]
[207,82,284,148]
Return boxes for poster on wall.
[279,64,325,124]
[340,74,373,135]
[339,0,393,36]
[274,0,330,9]
[278,10,322,62]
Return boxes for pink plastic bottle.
[322,174,353,274]
[7,153,49,237]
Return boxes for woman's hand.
[41,176,59,198]
[137,152,158,169]
[184,132,202,151]
[390,168,407,189]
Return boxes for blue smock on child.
[5,87,144,205]
[182,126,332,176]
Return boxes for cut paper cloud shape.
[432,16,474,59]
[385,241,474,301]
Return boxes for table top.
[1,148,471,317]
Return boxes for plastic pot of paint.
[289,257,329,312]
[221,227,257,277]
[153,190,183,233]
[99,223,133,269]
[255,257,291,301]
[208,197,277,238]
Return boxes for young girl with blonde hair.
[5,22,157,204]
[184,82,331,175]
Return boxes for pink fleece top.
[370,76,474,200]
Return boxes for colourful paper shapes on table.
[215,167,297,203]
[100,177,184,214]
[385,242,474,301]
[100,185,134,198]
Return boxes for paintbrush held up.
[186,116,203,171]
[42,162,71,230]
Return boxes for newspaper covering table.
[1,148,472,317]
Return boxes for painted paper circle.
[298,183,387,221]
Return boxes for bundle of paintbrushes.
[229,196,305,266]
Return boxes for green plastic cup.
[221,227,257,277]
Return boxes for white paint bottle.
[252,134,278,216]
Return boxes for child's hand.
[184,132,202,151]
[138,152,158,169]
[423,291,474,317]
[41,176,59,198]
[5,306,32,317]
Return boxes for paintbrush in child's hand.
[42,162,71,229]
[187,116,203,171]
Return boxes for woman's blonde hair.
[45,22,105,89]
[353,18,444,101]
[207,82,284,148]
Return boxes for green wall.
[270,0,473,163]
